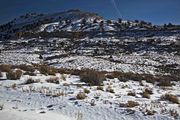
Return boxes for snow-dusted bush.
[145,109,156,115]
[76,92,86,100]
[120,101,139,108]
[144,88,153,94]
[97,86,104,91]
[0,104,3,110]
[169,109,179,119]
[60,74,66,81]
[161,94,179,104]
[80,69,105,86]
[24,78,40,84]
[140,88,153,99]
[127,91,136,96]
[126,101,139,108]
[6,70,22,80]
[141,91,150,99]
[83,88,90,94]
[38,65,58,75]
[11,83,16,89]
[106,86,114,93]
[46,77,59,84]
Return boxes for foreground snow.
[0,86,174,120]
[0,102,73,120]
[0,72,179,120]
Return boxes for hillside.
[1,9,179,40]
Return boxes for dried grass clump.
[0,64,11,72]
[126,101,139,108]
[106,86,114,93]
[144,88,153,95]
[141,88,153,99]
[76,92,86,100]
[80,69,105,86]
[38,65,58,75]
[127,91,136,96]
[6,70,22,80]
[84,88,90,94]
[108,72,148,82]
[0,71,2,77]
[141,91,150,99]
[24,78,40,84]
[169,109,179,119]
[46,77,59,84]
[12,65,35,72]
[24,71,36,76]
[0,104,4,110]
[146,109,156,115]
[97,86,104,91]
[11,83,17,90]
[161,94,179,104]
[157,79,172,87]
[60,74,66,81]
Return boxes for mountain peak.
[0,9,179,40]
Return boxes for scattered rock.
[39,111,46,114]
[69,97,76,101]
[47,105,54,108]
[48,108,54,111]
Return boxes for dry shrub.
[108,72,154,82]
[0,71,2,77]
[0,104,3,110]
[106,73,115,79]
[106,86,114,93]
[77,84,83,88]
[119,100,139,108]
[97,86,104,91]
[46,77,59,84]
[139,80,144,86]
[11,83,16,89]
[0,64,11,72]
[146,109,156,115]
[126,101,139,108]
[157,79,172,87]
[118,73,140,82]
[80,69,105,86]
[169,109,179,119]
[38,65,58,75]
[76,92,86,100]
[141,91,150,99]
[63,83,69,86]
[161,94,179,104]
[24,78,40,84]
[6,70,22,80]
[111,72,130,82]
[60,74,66,81]
[84,88,90,94]
[127,91,136,96]
[12,65,35,72]
[144,88,153,95]
[24,71,36,76]
[107,72,178,85]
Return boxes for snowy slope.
[0,9,157,40]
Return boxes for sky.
[0,0,180,25]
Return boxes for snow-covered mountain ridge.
[1,9,180,40]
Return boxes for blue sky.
[0,0,180,25]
